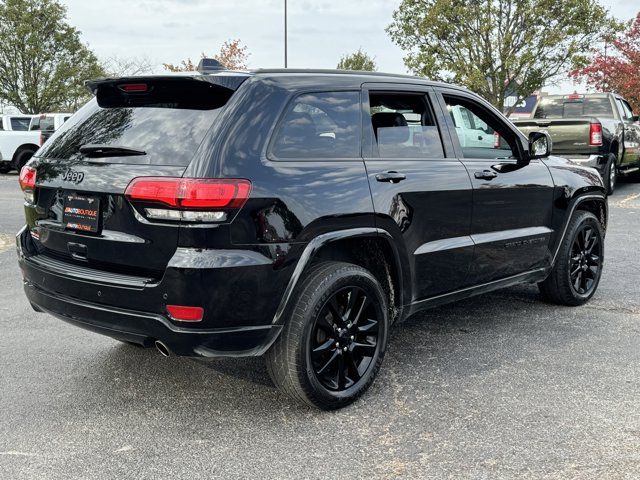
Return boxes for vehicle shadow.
[79,282,566,415]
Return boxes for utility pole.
[603,40,608,92]
[284,0,288,68]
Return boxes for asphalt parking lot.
[0,172,639,480]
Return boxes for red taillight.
[494,132,501,149]
[19,165,37,190]
[589,123,603,146]
[118,83,148,93]
[125,178,251,209]
[166,305,204,322]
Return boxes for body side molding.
[414,235,474,255]
[413,226,554,256]
[471,226,553,245]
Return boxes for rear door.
[29,77,240,278]
[362,84,474,301]
[437,90,555,284]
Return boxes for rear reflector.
[166,305,204,322]
[19,166,37,190]
[118,83,148,93]
[125,178,251,209]
[589,123,603,146]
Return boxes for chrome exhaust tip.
[154,340,171,357]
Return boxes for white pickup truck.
[447,104,497,149]
[0,112,72,173]
[29,113,71,132]
[1,114,35,131]
[0,115,40,173]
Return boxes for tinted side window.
[271,91,361,159]
[11,117,31,131]
[368,92,444,159]
[617,99,633,120]
[443,95,517,160]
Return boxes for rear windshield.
[37,80,234,166]
[534,97,614,119]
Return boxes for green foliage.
[337,48,377,71]
[0,0,105,113]
[387,0,620,112]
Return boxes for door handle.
[375,171,407,183]
[474,170,498,180]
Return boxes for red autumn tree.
[571,13,640,111]
[163,39,249,72]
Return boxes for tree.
[103,55,156,77]
[163,39,250,72]
[387,0,619,113]
[0,0,105,113]
[337,49,377,71]
[571,13,640,112]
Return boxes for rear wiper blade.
[79,144,146,157]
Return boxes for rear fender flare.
[271,227,406,326]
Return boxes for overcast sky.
[63,0,638,93]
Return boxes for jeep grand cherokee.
[17,63,608,409]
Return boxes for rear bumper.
[23,280,281,357]
[16,226,289,357]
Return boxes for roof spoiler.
[85,73,249,96]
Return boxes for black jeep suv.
[17,65,608,409]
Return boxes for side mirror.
[528,131,552,159]
[632,115,639,123]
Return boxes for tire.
[0,163,10,174]
[539,211,604,306]
[15,149,37,171]
[604,153,616,196]
[265,261,389,410]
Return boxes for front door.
[362,85,474,302]
[615,97,640,168]
[438,90,555,284]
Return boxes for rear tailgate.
[31,162,187,277]
[513,118,598,156]
[25,76,243,278]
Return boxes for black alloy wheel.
[568,224,602,296]
[266,261,389,410]
[539,210,604,306]
[310,286,380,391]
